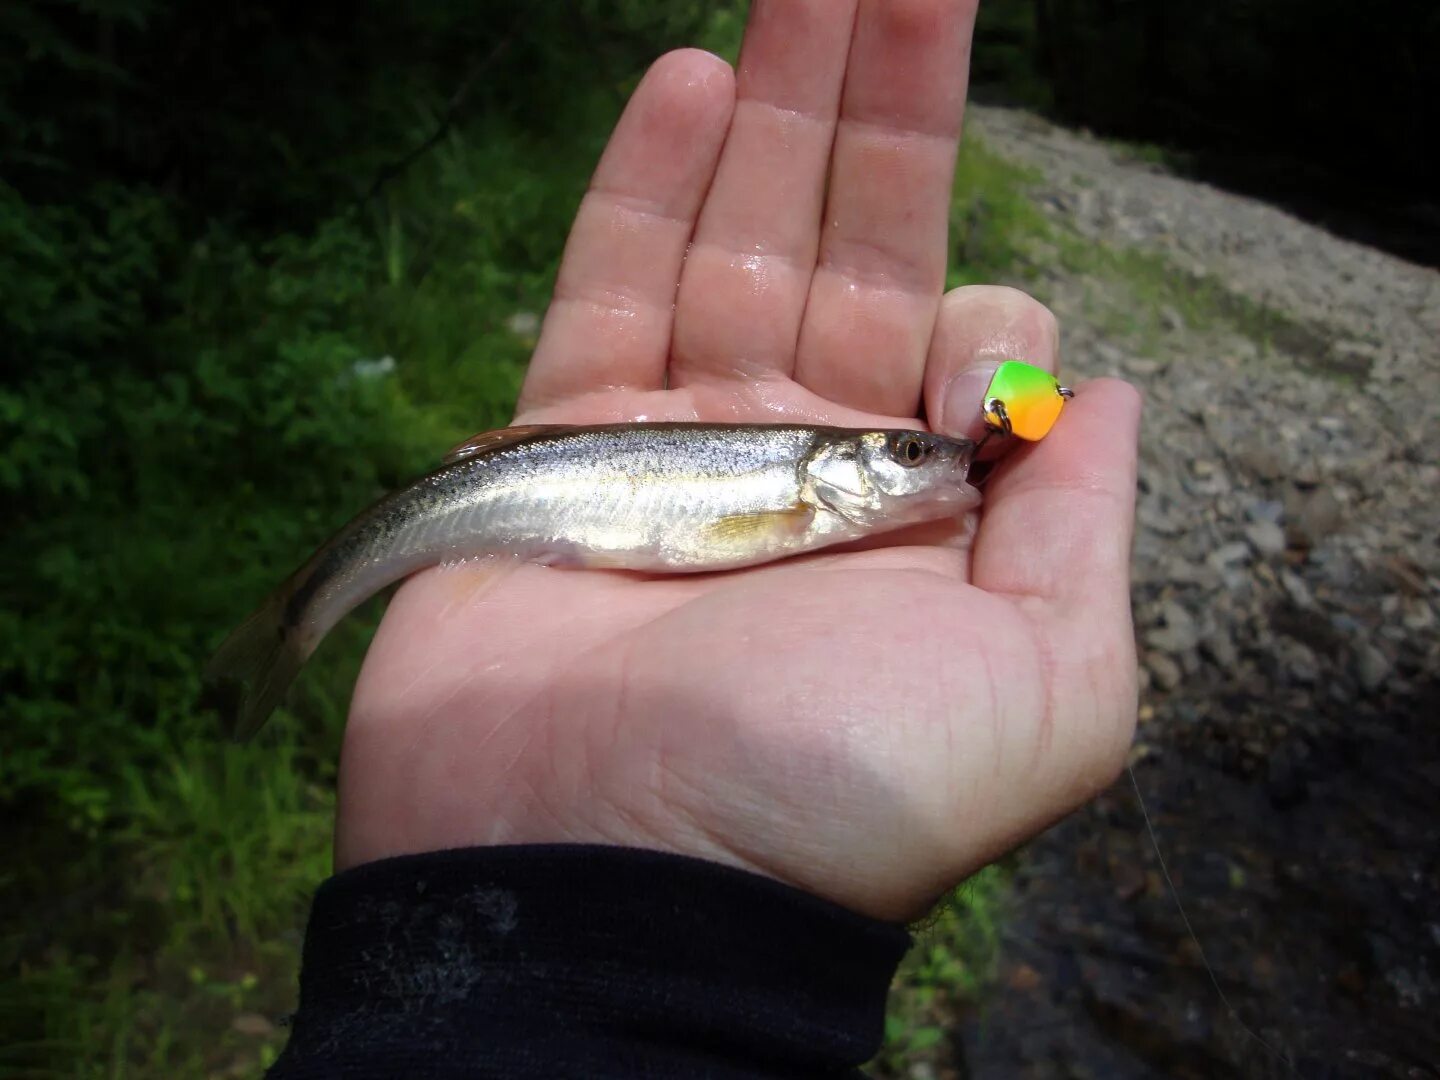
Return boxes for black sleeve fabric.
[267,844,911,1079]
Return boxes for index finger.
[518,51,735,412]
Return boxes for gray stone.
[1281,570,1317,610]
[1146,651,1184,691]
[1201,627,1240,668]
[1279,639,1320,684]
[1245,499,1286,525]
[1208,541,1252,569]
[1402,602,1436,633]
[1245,520,1288,556]
[1123,356,1164,378]
[1354,644,1391,692]
[1146,600,1201,654]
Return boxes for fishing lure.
[980,359,1075,443]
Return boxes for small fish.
[204,423,979,740]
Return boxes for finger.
[518,50,735,412]
[923,285,1060,445]
[670,0,858,386]
[970,378,1141,616]
[794,0,978,416]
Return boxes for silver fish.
[204,423,979,739]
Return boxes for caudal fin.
[202,592,308,742]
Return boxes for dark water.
[957,681,1440,1078]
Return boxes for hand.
[336,0,1140,923]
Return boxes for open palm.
[338,0,1140,922]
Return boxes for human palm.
[338,0,1140,922]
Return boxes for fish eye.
[893,433,929,467]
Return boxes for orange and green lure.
[981,360,1075,442]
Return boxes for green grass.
[946,142,1333,373]
[949,138,1050,288]
[2,107,603,1080]
[1048,234,1342,375]
[874,868,1007,1076]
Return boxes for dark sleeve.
[267,844,911,1079]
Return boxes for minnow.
[204,423,980,740]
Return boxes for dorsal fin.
[442,425,572,465]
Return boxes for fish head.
[803,430,979,527]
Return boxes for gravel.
[946,105,1440,1079]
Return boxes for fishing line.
[1127,764,1298,1074]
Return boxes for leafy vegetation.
[873,869,1006,1078]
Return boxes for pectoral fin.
[702,505,814,542]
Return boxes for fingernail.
[940,362,1000,437]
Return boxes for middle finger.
[670,0,859,387]
[794,0,978,417]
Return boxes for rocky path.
[947,106,1440,1079]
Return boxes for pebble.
[505,310,540,337]
[1123,356,1164,377]
[231,1013,275,1037]
[1402,601,1435,633]
[1354,644,1391,692]
[1146,600,1201,654]
[1245,519,1288,556]
[1287,487,1345,548]
[1281,570,1317,610]
[1278,639,1320,684]
[1201,627,1240,667]
[1208,541,1252,568]
[1146,651,1184,691]
[1245,499,1286,525]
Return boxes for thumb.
[971,377,1142,617]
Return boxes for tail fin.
[202,591,309,742]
